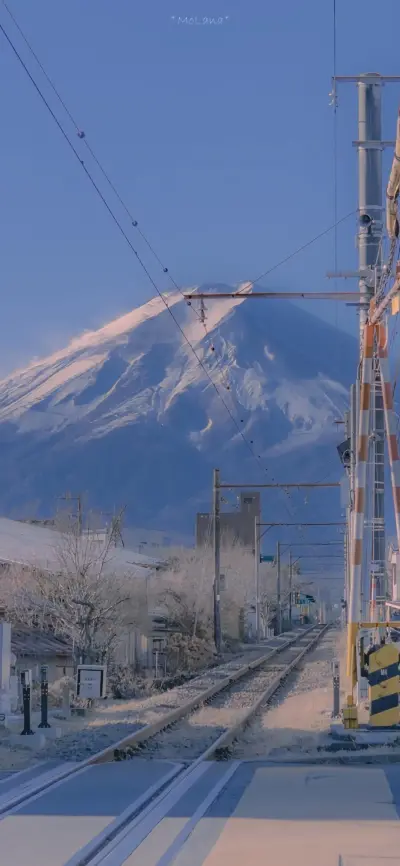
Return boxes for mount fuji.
[0,285,357,534]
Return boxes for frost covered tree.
[151,533,280,645]
[2,511,146,664]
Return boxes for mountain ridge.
[0,285,356,532]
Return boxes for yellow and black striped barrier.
[365,642,400,727]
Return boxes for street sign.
[260,555,275,563]
[294,593,316,606]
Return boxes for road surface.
[1,757,399,865]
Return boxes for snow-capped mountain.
[0,285,357,532]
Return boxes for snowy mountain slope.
[0,285,357,530]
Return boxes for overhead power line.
[235,210,356,293]
[0,17,296,513]
[1,10,343,526]
[0,3,297,520]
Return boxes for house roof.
[0,517,163,578]
[11,624,73,658]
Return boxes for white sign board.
[76,664,107,699]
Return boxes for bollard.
[332,658,340,718]
[20,670,34,735]
[38,665,51,729]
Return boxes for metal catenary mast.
[332,75,400,634]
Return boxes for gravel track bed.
[231,627,340,760]
[34,649,269,763]
[130,634,318,762]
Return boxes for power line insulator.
[132,220,138,227]
[77,130,85,139]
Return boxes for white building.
[0,517,163,578]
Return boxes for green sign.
[260,555,275,563]
[297,593,316,605]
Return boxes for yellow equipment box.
[366,642,400,727]
[343,696,358,729]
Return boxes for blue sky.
[0,0,399,374]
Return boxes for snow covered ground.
[1,628,370,772]
[0,652,264,770]
[233,626,346,759]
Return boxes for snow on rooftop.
[0,518,162,578]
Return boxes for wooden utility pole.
[213,468,222,653]
[254,517,260,641]
[211,474,342,645]
[276,541,281,634]
[59,492,83,534]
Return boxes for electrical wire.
[2,0,286,502]
[332,0,339,337]
[0,17,297,512]
[1,0,193,307]
[1,0,356,309]
[1,10,345,525]
[235,209,356,292]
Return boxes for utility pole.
[213,468,222,653]
[332,74,400,632]
[276,541,281,635]
[357,77,385,621]
[289,550,293,628]
[208,476,341,645]
[77,495,82,535]
[254,517,260,642]
[59,492,83,534]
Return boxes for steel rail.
[0,629,312,818]
[75,624,329,866]
[91,628,315,763]
[206,623,330,757]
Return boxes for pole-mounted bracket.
[352,140,396,149]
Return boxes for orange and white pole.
[386,107,400,238]
[347,323,374,686]
[377,320,400,551]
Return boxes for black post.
[332,659,340,718]
[38,665,51,729]
[20,671,34,735]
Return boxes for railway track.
[0,624,329,866]
[113,624,327,763]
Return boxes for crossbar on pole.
[219,482,340,489]
[184,291,365,301]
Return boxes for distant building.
[196,492,261,549]
[11,625,74,683]
[122,527,191,556]
[0,517,163,579]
